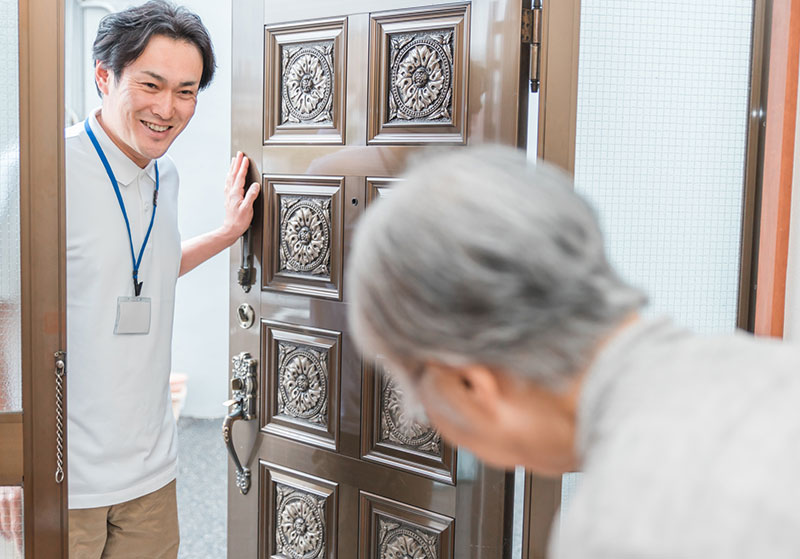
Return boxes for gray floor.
[177,417,227,559]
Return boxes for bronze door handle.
[222,352,257,494]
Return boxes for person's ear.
[426,363,503,423]
[95,61,112,96]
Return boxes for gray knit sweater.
[553,318,800,558]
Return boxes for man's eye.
[144,82,157,89]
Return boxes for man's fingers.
[225,152,245,194]
[241,182,260,208]
[235,157,250,189]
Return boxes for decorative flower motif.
[389,33,452,122]
[286,53,328,117]
[280,198,330,275]
[281,42,333,125]
[396,44,445,114]
[278,494,324,559]
[280,350,326,419]
[384,534,431,559]
[378,522,436,559]
[382,377,440,453]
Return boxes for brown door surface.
[228,2,532,557]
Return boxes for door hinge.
[522,4,543,93]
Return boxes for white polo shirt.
[66,110,181,509]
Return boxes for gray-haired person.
[347,145,800,558]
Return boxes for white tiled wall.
[0,0,21,412]
[573,0,753,334]
[562,0,754,521]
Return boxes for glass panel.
[573,0,753,334]
[0,486,23,559]
[0,0,21,412]
[561,0,754,514]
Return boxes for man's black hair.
[92,0,216,96]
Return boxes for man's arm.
[179,152,260,277]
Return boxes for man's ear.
[426,363,503,423]
[95,61,111,96]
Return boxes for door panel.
[230,1,530,557]
[359,492,454,559]
[367,4,470,144]
[260,463,339,559]
[262,175,344,299]
[261,321,342,451]
[361,357,456,484]
[264,18,348,145]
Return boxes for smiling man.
[63,2,259,557]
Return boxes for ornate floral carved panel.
[278,342,328,427]
[377,518,438,559]
[368,5,470,145]
[265,18,347,144]
[263,175,343,300]
[361,358,455,484]
[359,492,452,559]
[261,463,337,559]
[281,42,334,126]
[276,485,326,558]
[388,30,453,124]
[262,321,341,451]
[279,196,331,278]
[379,375,440,456]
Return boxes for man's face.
[95,34,203,167]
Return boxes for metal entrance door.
[228,2,534,557]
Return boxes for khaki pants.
[69,480,179,559]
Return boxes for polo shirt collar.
[88,109,158,186]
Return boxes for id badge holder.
[114,296,151,335]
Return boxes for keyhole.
[351,198,359,206]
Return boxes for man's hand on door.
[178,151,260,277]
[221,151,260,243]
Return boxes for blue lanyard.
[84,118,159,297]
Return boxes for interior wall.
[70,0,232,417]
[169,0,232,417]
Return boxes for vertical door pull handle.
[222,352,257,494]
[237,230,253,292]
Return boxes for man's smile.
[141,119,172,133]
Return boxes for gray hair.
[347,145,646,389]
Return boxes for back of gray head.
[347,145,646,388]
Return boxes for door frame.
[752,0,800,337]
[521,0,581,556]
[16,0,68,556]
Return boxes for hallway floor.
[177,417,226,559]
